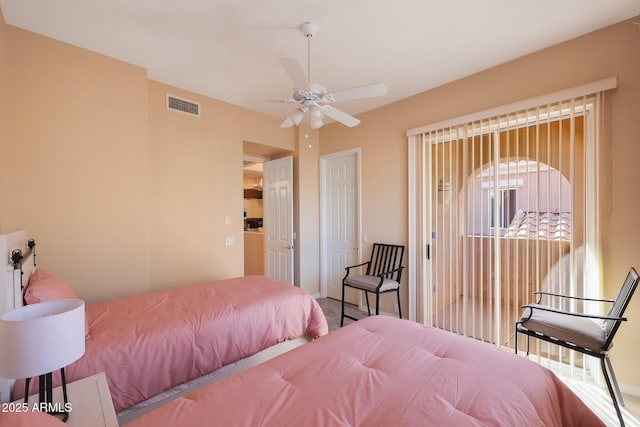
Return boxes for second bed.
[13,267,328,416]
[125,315,604,426]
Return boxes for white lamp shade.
[0,299,85,379]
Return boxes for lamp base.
[24,367,71,423]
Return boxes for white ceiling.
[2,0,640,122]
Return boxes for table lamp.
[0,299,85,422]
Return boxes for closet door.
[321,150,359,301]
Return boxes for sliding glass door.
[423,97,603,372]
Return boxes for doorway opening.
[243,154,266,276]
[242,141,295,283]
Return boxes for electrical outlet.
[394,303,399,313]
[225,236,234,246]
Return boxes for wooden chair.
[341,243,404,326]
[515,267,640,427]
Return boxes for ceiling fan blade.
[324,83,387,103]
[279,58,310,92]
[323,106,361,127]
[250,98,298,103]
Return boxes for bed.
[1,230,328,419]
[123,315,604,427]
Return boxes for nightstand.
[20,372,118,427]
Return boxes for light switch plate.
[225,236,234,246]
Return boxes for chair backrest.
[603,267,640,350]
[366,243,405,283]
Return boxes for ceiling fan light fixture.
[310,105,324,119]
[310,117,323,129]
[290,108,305,125]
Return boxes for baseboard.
[311,293,321,299]
[620,382,640,398]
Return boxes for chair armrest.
[345,261,370,271]
[522,303,627,321]
[344,261,370,278]
[534,290,615,304]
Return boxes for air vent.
[166,94,200,117]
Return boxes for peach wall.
[320,17,640,389]
[0,21,294,302]
[294,126,320,295]
[2,25,150,303]
[147,81,292,291]
[0,9,7,226]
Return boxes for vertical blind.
[428,99,589,348]
[407,79,616,380]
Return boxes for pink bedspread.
[126,316,604,427]
[0,411,66,427]
[15,275,327,412]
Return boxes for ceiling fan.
[276,22,387,129]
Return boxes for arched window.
[467,160,572,239]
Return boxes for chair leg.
[364,292,371,316]
[514,327,518,354]
[396,287,402,319]
[375,292,380,315]
[601,356,625,427]
[340,282,346,327]
[605,356,625,407]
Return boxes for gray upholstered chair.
[341,243,404,327]
[515,267,639,427]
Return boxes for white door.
[263,156,294,284]
[321,150,359,301]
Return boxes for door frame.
[319,148,362,298]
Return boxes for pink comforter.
[126,316,604,427]
[0,411,66,427]
[16,275,328,412]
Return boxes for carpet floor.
[316,297,368,331]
